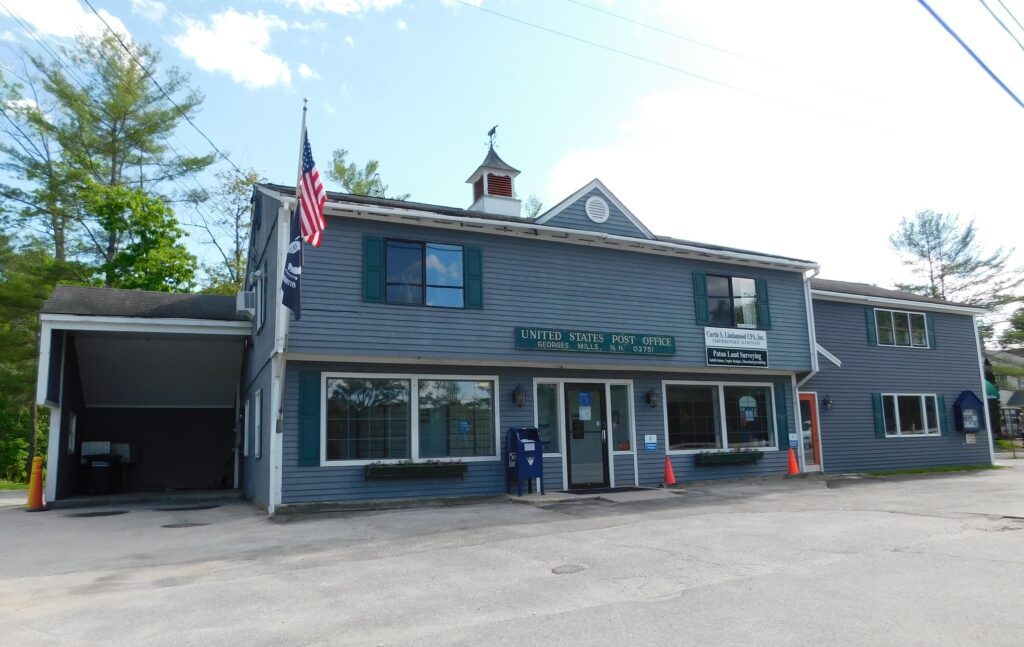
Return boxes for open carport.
[36,286,250,502]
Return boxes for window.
[385,240,465,308]
[418,380,495,458]
[536,383,560,453]
[323,374,498,463]
[882,394,940,436]
[610,385,633,452]
[706,275,759,328]
[875,309,928,348]
[67,412,77,455]
[254,389,263,459]
[666,383,776,451]
[242,400,250,457]
[255,263,268,333]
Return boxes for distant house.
[987,349,1024,437]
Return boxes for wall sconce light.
[646,389,660,408]
[512,384,525,408]
[822,395,834,411]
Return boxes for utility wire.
[996,0,1024,34]
[452,0,863,127]
[979,0,1024,54]
[81,0,245,176]
[916,0,1024,110]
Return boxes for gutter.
[810,289,987,315]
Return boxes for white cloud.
[323,102,336,115]
[0,0,129,39]
[441,0,483,9]
[278,0,402,15]
[298,63,320,80]
[396,18,407,30]
[172,9,291,89]
[345,35,354,47]
[130,0,166,22]
[0,31,16,42]
[290,19,328,31]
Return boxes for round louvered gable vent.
[585,196,609,223]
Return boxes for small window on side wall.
[254,389,263,459]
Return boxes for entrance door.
[799,393,822,471]
[565,383,609,488]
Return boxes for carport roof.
[42,285,245,321]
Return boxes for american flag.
[298,132,327,246]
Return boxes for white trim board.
[40,313,252,336]
[534,179,656,240]
[810,290,986,315]
[815,344,842,368]
[661,380,780,455]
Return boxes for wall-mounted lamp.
[646,389,660,408]
[821,394,834,411]
[512,384,525,408]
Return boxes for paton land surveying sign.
[704,327,769,367]
[515,328,676,355]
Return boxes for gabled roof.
[42,285,245,321]
[811,278,983,312]
[534,179,656,239]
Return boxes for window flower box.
[694,450,764,467]
[364,461,468,481]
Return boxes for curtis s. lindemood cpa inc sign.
[515,328,676,355]
[705,327,769,367]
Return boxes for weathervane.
[487,124,498,148]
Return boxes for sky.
[1,0,1023,292]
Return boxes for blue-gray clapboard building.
[35,147,993,512]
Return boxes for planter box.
[364,463,468,481]
[694,451,764,467]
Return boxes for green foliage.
[1000,307,1024,349]
[523,194,543,218]
[889,210,1023,309]
[328,148,409,200]
[83,183,196,291]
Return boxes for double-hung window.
[385,240,465,308]
[693,272,770,329]
[253,389,263,459]
[881,394,940,436]
[665,383,777,451]
[323,374,497,463]
[875,309,928,348]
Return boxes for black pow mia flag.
[281,206,303,319]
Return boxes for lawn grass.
[0,480,29,490]
[867,464,1006,477]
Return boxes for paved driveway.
[2,465,1024,646]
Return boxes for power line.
[81,0,245,176]
[452,0,863,127]
[979,0,1024,53]
[996,0,1024,34]
[916,0,1024,110]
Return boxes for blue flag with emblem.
[281,206,303,319]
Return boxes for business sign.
[515,328,676,355]
[704,327,769,367]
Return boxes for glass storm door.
[799,393,822,470]
[565,383,609,488]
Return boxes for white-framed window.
[67,411,77,455]
[882,393,940,437]
[242,399,250,457]
[321,373,499,465]
[664,381,777,452]
[875,309,928,348]
[534,382,562,454]
[255,263,268,333]
[532,380,636,456]
[254,389,263,459]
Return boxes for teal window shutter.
[465,246,483,309]
[692,272,709,325]
[937,394,948,435]
[872,393,886,438]
[755,278,771,330]
[298,372,321,466]
[865,307,877,346]
[926,313,937,349]
[362,236,384,303]
[774,384,789,449]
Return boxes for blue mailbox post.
[953,390,985,434]
[506,427,544,496]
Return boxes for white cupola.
[466,142,521,217]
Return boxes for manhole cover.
[67,510,129,518]
[551,564,585,575]
[161,522,210,528]
[153,504,221,512]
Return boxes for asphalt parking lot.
[3,464,1024,646]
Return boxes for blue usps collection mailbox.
[953,390,985,433]
[506,427,544,496]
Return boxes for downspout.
[973,316,997,465]
[794,267,821,471]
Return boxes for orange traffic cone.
[787,448,800,476]
[664,456,677,486]
[25,456,45,512]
